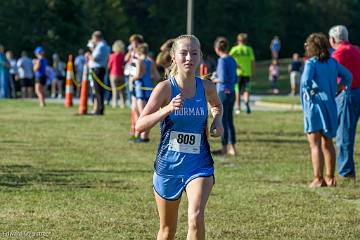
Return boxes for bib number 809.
[177,134,196,145]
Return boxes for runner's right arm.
[135,81,183,133]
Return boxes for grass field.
[260,96,301,105]
[0,100,360,239]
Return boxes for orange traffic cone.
[64,54,74,107]
[78,65,88,115]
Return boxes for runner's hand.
[168,94,183,112]
[210,118,223,137]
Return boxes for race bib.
[169,131,201,154]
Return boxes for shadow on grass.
[0,140,29,144]
[238,130,305,138]
[239,138,307,144]
[0,164,151,189]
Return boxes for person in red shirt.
[329,25,360,179]
[108,40,125,108]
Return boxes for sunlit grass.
[0,100,359,239]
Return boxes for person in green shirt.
[229,33,256,114]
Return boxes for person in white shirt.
[17,51,34,98]
[86,31,110,115]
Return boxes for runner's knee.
[158,225,176,240]
[188,209,204,230]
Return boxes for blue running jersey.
[154,77,214,177]
[134,57,153,100]
[140,57,153,90]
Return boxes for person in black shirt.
[288,53,302,95]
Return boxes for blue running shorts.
[132,80,150,101]
[153,167,214,201]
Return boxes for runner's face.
[174,38,200,74]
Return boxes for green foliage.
[0,0,359,60]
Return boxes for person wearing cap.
[86,31,110,115]
[329,25,360,179]
[33,46,48,107]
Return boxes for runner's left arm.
[203,80,223,137]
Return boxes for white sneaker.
[235,109,241,115]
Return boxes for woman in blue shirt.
[33,46,48,107]
[212,37,237,155]
[301,33,352,187]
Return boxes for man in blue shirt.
[87,31,110,115]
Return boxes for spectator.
[269,59,280,94]
[87,30,110,115]
[288,53,302,95]
[212,37,237,155]
[51,53,66,99]
[329,25,360,179]
[108,40,125,108]
[0,44,10,98]
[156,38,174,78]
[17,51,34,98]
[46,65,56,95]
[86,39,97,112]
[74,49,85,98]
[33,46,48,107]
[270,35,281,59]
[6,50,18,98]
[203,54,217,75]
[300,33,352,187]
[229,33,255,114]
[124,34,144,107]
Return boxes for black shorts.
[20,78,34,87]
[35,76,47,86]
[238,76,251,93]
[56,75,65,81]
